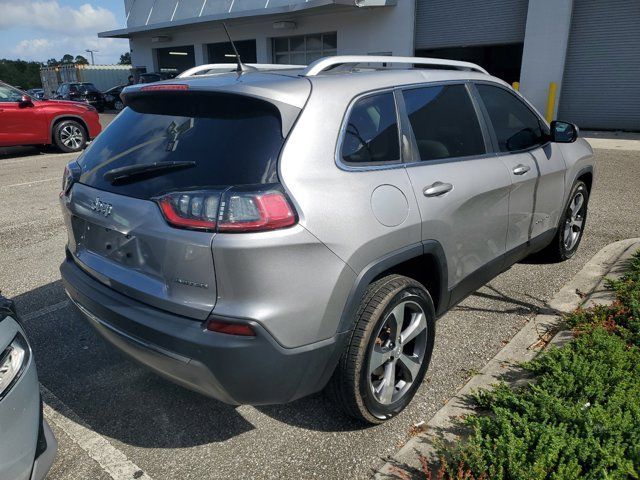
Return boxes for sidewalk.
[375,238,640,479]
[583,130,640,151]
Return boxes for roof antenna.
[222,23,256,73]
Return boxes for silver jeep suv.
[60,56,594,423]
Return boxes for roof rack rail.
[178,63,305,78]
[302,55,488,77]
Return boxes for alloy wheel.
[368,300,428,405]
[60,125,84,150]
[563,191,585,251]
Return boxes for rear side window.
[341,92,400,165]
[402,84,485,161]
[476,84,547,152]
[78,93,286,199]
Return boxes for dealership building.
[100,0,639,131]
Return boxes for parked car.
[53,82,105,112]
[59,56,594,424]
[0,295,57,480]
[103,84,125,111]
[0,81,102,152]
[27,88,46,100]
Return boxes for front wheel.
[53,120,87,153]
[539,180,589,262]
[328,275,435,424]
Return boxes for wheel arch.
[49,115,89,144]
[337,241,449,335]
[554,165,593,232]
[576,167,593,193]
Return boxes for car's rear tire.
[328,274,435,424]
[114,99,124,111]
[538,180,589,262]
[53,120,87,153]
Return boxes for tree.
[61,54,74,64]
[119,52,131,65]
[74,55,89,65]
[0,59,44,89]
[46,58,59,67]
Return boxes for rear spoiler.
[121,84,302,137]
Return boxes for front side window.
[0,84,23,103]
[341,92,400,165]
[272,32,337,65]
[476,84,547,152]
[403,84,486,161]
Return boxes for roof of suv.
[124,67,505,110]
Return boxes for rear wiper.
[104,161,196,185]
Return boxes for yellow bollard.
[512,81,520,91]
[546,82,557,122]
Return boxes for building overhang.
[99,0,397,39]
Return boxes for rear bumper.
[60,256,348,405]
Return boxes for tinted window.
[342,92,400,164]
[78,93,286,199]
[79,83,99,93]
[477,84,547,152]
[403,84,485,161]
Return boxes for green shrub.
[427,251,640,480]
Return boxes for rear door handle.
[513,164,531,175]
[423,181,453,197]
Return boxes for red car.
[0,81,102,153]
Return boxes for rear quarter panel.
[278,78,422,274]
[271,76,423,345]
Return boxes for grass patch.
[402,251,640,480]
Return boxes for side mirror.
[19,95,33,108]
[551,120,579,143]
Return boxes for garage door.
[558,0,640,131]
[415,0,529,49]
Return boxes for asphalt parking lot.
[1,117,639,479]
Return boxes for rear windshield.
[78,93,285,199]
[74,83,99,93]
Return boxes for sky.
[0,0,130,64]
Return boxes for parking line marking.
[22,300,70,321]
[0,177,59,189]
[42,386,154,480]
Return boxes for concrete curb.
[374,238,640,479]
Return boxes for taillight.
[61,165,70,193]
[155,186,296,233]
[218,190,296,232]
[61,161,81,196]
[158,190,221,231]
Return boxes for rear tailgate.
[62,183,216,319]
[60,84,305,320]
